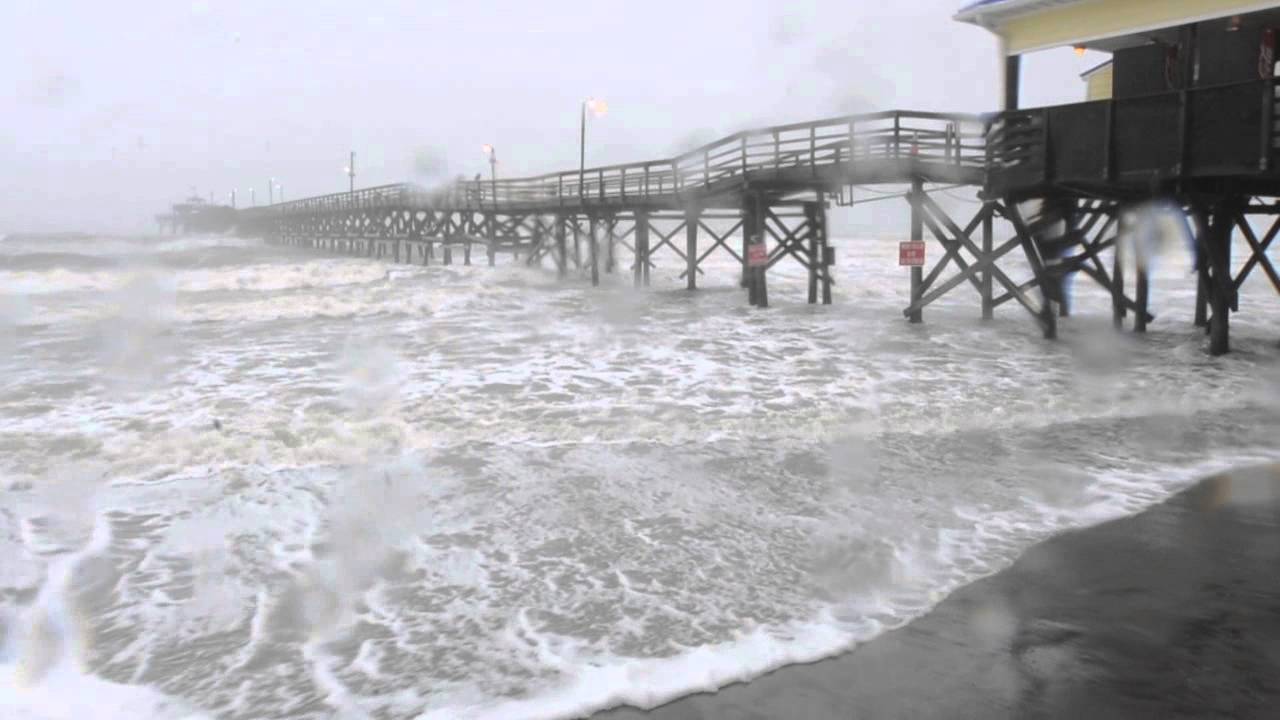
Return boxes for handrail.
[248,108,986,218]
[984,77,1280,186]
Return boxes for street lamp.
[344,150,355,193]
[481,144,498,204]
[579,97,607,199]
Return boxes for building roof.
[955,0,1085,29]
[957,0,1280,55]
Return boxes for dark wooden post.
[556,214,568,279]
[744,194,758,305]
[1192,210,1209,327]
[814,198,832,305]
[633,214,646,288]
[1112,213,1126,329]
[981,203,994,319]
[744,193,768,307]
[487,213,497,266]
[572,216,582,269]
[806,202,820,304]
[686,210,698,291]
[1004,54,1021,111]
[908,177,924,323]
[1208,204,1235,355]
[605,214,616,273]
[1134,248,1150,333]
[588,214,600,287]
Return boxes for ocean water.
[2,222,1278,719]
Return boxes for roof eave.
[954,0,1083,30]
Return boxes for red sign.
[747,239,768,268]
[899,240,926,267]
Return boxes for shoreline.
[595,464,1280,719]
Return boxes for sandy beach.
[597,464,1280,720]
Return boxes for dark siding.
[1113,44,1171,98]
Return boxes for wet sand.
[596,464,1280,720]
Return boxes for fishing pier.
[234,2,1280,355]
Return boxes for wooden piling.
[589,214,600,286]
[556,215,568,279]
[1112,216,1126,330]
[686,211,698,291]
[1208,205,1234,355]
[807,203,819,305]
[605,215,616,274]
[981,204,994,319]
[634,213,648,288]
[908,177,924,323]
[487,213,497,267]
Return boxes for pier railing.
[238,80,1280,222]
[986,77,1280,193]
[246,110,986,218]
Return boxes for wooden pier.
[238,89,1280,355]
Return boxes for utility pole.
[579,99,606,199]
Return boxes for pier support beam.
[633,214,647,287]
[1207,204,1237,356]
[743,193,768,307]
[605,215,616,274]
[1112,220,1126,330]
[805,200,832,305]
[589,214,600,287]
[556,215,568,280]
[1134,253,1150,333]
[686,210,699,291]
[908,177,924,323]
[981,206,994,319]
[487,213,497,266]
[572,216,582,270]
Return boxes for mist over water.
[2,232,1279,719]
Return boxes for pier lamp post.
[579,97,607,199]
[344,151,355,193]
[481,144,498,204]
[250,187,256,206]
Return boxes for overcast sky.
[2,0,1105,233]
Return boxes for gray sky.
[2,0,1105,233]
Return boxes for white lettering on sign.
[899,240,925,267]
[747,236,768,267]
